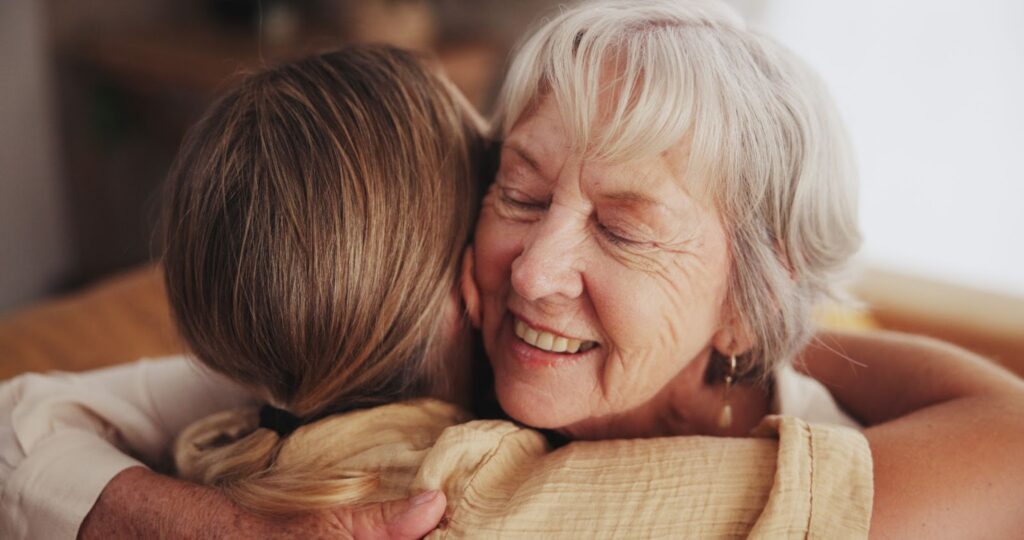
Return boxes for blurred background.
[1,0,1021,376]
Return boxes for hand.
[253,490,447,539]
[79,467,446,539]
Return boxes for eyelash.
[499,188,547,212]
[596,221,637,247]
[499,184,646,249]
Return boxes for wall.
[751,0,1024,298]
[0,0,70,313]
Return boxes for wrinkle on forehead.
[507,96,712,210]
[586,139,712,218]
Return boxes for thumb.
[348,490,447,539]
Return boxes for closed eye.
[499,187,548,212]
[596,220,640,247]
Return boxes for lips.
[513,317,598,354]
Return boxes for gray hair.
[493,0,861,373]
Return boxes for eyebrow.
[504,141,668,210]
[601,190,664,209]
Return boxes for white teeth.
[513,318,596,354]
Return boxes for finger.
[349,490,447,539]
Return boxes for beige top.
[180,385,871,538]
[0,356,872,539]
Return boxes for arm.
[0,356,256,538]
[799,330,1024,538]
[1,358,444,539]
[79,467,446,539]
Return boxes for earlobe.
[712,314,755,358]
[460,246,481,328]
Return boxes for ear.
[459,246,481,328]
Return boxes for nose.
[510,205,585,302]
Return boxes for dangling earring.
[717,354,737,429]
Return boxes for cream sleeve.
[412,415,873,539]
[267,400,872,538]
[0,356,257,539]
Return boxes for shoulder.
[773,363,861,428]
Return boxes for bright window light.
[746,0,1024,297]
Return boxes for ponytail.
[174,407,379,515]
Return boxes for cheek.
[589,253,729,371]
[580,265,693,409]
[586,266,653,345]
[473,212,523,310]
[591,277,685,395]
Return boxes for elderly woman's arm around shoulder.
[0,357,440,539]
[800,330,1024,538]
[79,467,446,539]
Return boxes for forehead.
[504,96,696,201]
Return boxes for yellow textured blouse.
[180,398,873,539]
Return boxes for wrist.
[78,466,257,539]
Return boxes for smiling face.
[474,96,739,430]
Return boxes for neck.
[559,350,771,441]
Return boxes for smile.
[513,318,598,354]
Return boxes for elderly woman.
[467,1,1024,533]
[472,0,860,438]
[2,1,1023,538]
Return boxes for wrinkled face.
[473,96,735,430]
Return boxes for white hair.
[494,0,862,374]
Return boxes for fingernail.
[410,490,440,506]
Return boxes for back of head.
[162,45,484,513]
[495,0,862,375]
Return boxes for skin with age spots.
[473,96,768,439]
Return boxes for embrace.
[2,1,1023,538]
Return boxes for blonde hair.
[494,0,861,374]
[163,45,485,514]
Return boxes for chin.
[494,378,581,429]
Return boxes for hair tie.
[258,404,303,437]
